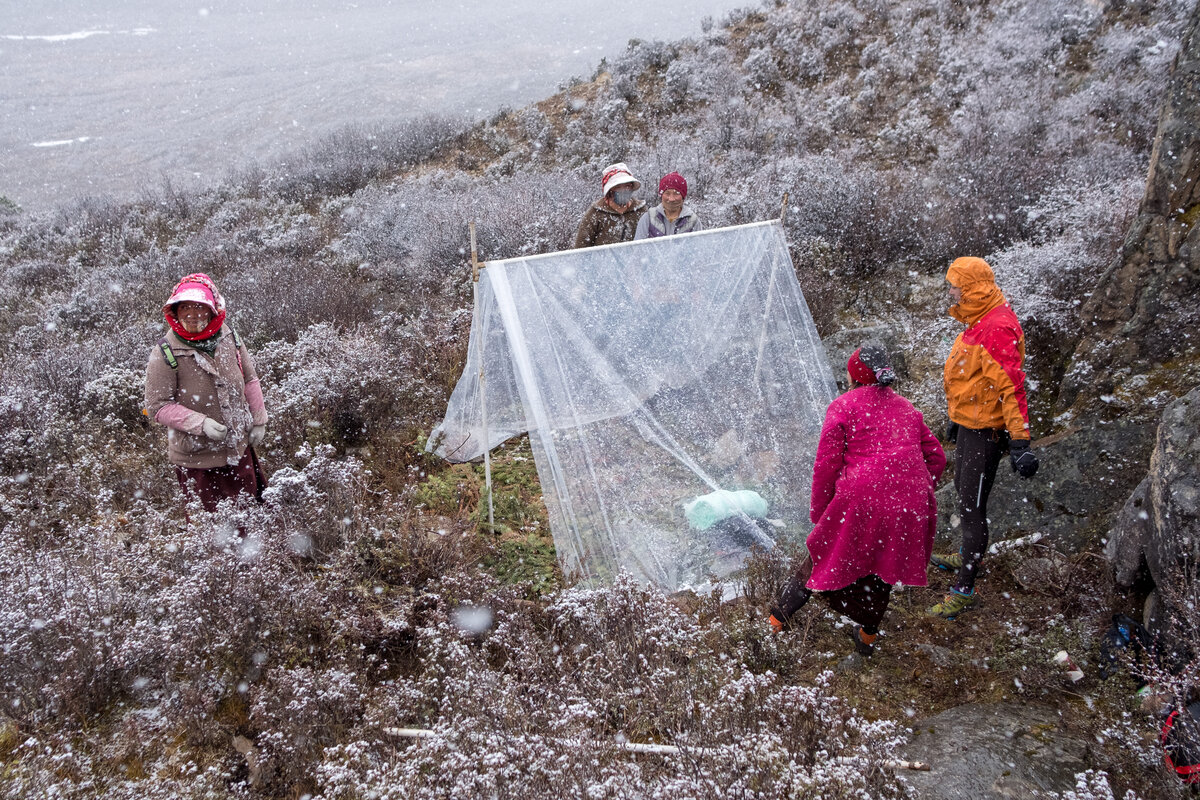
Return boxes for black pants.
[772,560,893,634]
[952,427,1006,593]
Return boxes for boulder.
[900,703,1089,799]
[934,418,1157,555]
[1106,384,1200,635]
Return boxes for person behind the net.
[573,162,646,249]
[634,171,701,240]
[768,344,946,657]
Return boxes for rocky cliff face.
[1056,3,1200,636]
[1107,384,1200,635]
[1061,4,1200,416]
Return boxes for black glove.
[1009,438,1038,478]
[947,421,960,445]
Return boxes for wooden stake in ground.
[469,221,494,531]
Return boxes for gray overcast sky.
[1,1,750,211]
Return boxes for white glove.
[202,417,229,442]
[249,425,266,447]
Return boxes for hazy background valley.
[2,0,746,210]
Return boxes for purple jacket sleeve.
[810,404,847,524]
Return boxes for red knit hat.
[847,349,877,385]
[847,345,896,386]
[658,172,687,200]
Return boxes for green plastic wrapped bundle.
[683,489,769,531]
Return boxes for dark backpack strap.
[229,329,245,375]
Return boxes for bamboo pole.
[382,727,930,769]
[470,222,494,531]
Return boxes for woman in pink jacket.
[769,344,946,657]
[144,273,269,512]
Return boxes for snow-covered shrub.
[988,166,1143,336]
[743,46,783,93]
[258,320,446,459]
[266,116,463,203]
[262,443,370,555]
[81,367,146,430]
[662,59,695,109]
[250,666,365,791]
[516,108,552,153]
[1058,769,1143,800]
[311,574,906,799]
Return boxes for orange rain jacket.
[943,257,1031,440]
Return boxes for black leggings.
[952,426,1006,594]
[772,561,892,634]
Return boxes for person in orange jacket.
[928,257,1038,619]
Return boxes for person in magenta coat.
[770,343,946,657]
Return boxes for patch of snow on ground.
[2,28,155,42]
[31,137,92,148]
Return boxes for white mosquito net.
[429,220,837,594]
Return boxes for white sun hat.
[601,162,641,195]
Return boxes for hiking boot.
[930,552,963,572]
[927,589,977,620]
[850,626,876,656]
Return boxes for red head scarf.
[163,273,226,341]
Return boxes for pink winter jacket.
[144,330,268,470]
[805,385,946,591]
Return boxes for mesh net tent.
[429,220,837,594]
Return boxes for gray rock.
[1107,475,1152,589]
[914,643,956,668]
[900,703,1089,799]
[1106,384,1200,635]
[935,419,1157,555]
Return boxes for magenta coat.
[805,385,947,591]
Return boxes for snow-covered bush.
[258,320,445,457]
[264,117,464,203]
[312,575,908,799]
[1059,770,1144,800]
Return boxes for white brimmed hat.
[601,162,641,195]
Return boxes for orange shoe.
[851,627,876,656]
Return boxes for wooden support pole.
[468,222,494,531]
[470,221,481,283]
